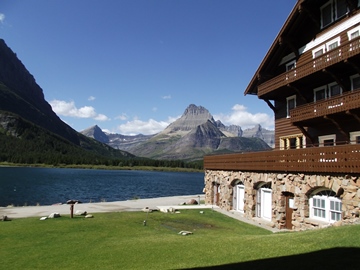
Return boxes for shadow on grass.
[185,247,360,270]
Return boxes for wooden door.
[284,192,294,230]
[213,183,220,206]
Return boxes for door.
[256,187,272,221]
[284,192,294,230]
[262,188,272,221]
[236,184,245,212]
[213,183,220,206]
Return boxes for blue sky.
[0,0,296,135]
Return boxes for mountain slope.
[0,39,133,163]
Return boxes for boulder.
[75,210,87,216]
[1,215,10,221]
[48,212,60,218]
[85,214,93,218]
[187,199,198,205]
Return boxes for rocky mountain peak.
[81,125,109,143]
[183,104,209,116]
[162,104,216,134]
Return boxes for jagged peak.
[183,104,210,116]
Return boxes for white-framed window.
[335,0,348,19]
[326,37,341,61]
[312,45,325,68]
[286,95,296,117]
[347,26,360,40]
[328,82,342,97]
[321,0,348,28]
[347,26,360,51]
[312,45,325,58]
[314,86,327,101]
[321,1,333,28]
[286,60,296,71]
[326,37,341,51]
[310,189,342,223]
[286,60,297,80]
[319,134,336,146]
[350,74,360,90]
[313,82,342,101]
[350,131,360,144]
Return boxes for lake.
[0,167,204,207]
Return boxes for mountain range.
[0,38,273,164]
[81,104,274,160]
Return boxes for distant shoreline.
[0,162,203,173]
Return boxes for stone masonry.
[204,170,360,231]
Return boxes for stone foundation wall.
[204,170,360,231]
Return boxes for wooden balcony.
[290,90,360,124]
[204,144,360,173]
[257,36,360,97]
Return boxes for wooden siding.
[274,118,302,149]
[204,144,360,174]
[257,35,360,97]
[290,90,360,124]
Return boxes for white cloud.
[214,104,274,130]
[115,113,128,121]
[94,114,109,121]
[88,96,95,101]
[0,13,5,24]
[162,95,171,99]
[49,99,109,121]
[117,118,171,135]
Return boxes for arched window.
[309,189,342,222]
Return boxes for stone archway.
[231,180,245,212]
[255,182,272,221]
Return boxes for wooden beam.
[322,68,347,91]
[296,126,314,145]
[264,99,277,113]
[344,59,360,75]
[287,84,308,103]
[324,115,349,141]
[279,36,299,58]
[346,110,360,124]
[298,4,319,28]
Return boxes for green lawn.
[1,210,359,269]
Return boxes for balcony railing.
[290,90,360,124]
[257,36,360,97]
[204,144,360,173]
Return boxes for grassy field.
[1,209,359,269]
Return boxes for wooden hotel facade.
[204,0,360,230]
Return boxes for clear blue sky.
[1,0,296,135]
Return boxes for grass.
[0,210,359,269]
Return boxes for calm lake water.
[0,167,204,207]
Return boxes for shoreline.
[0,194,206,219]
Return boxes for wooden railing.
[257,36,360,97]
[290,90,360,123]
[204,144,360,173]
